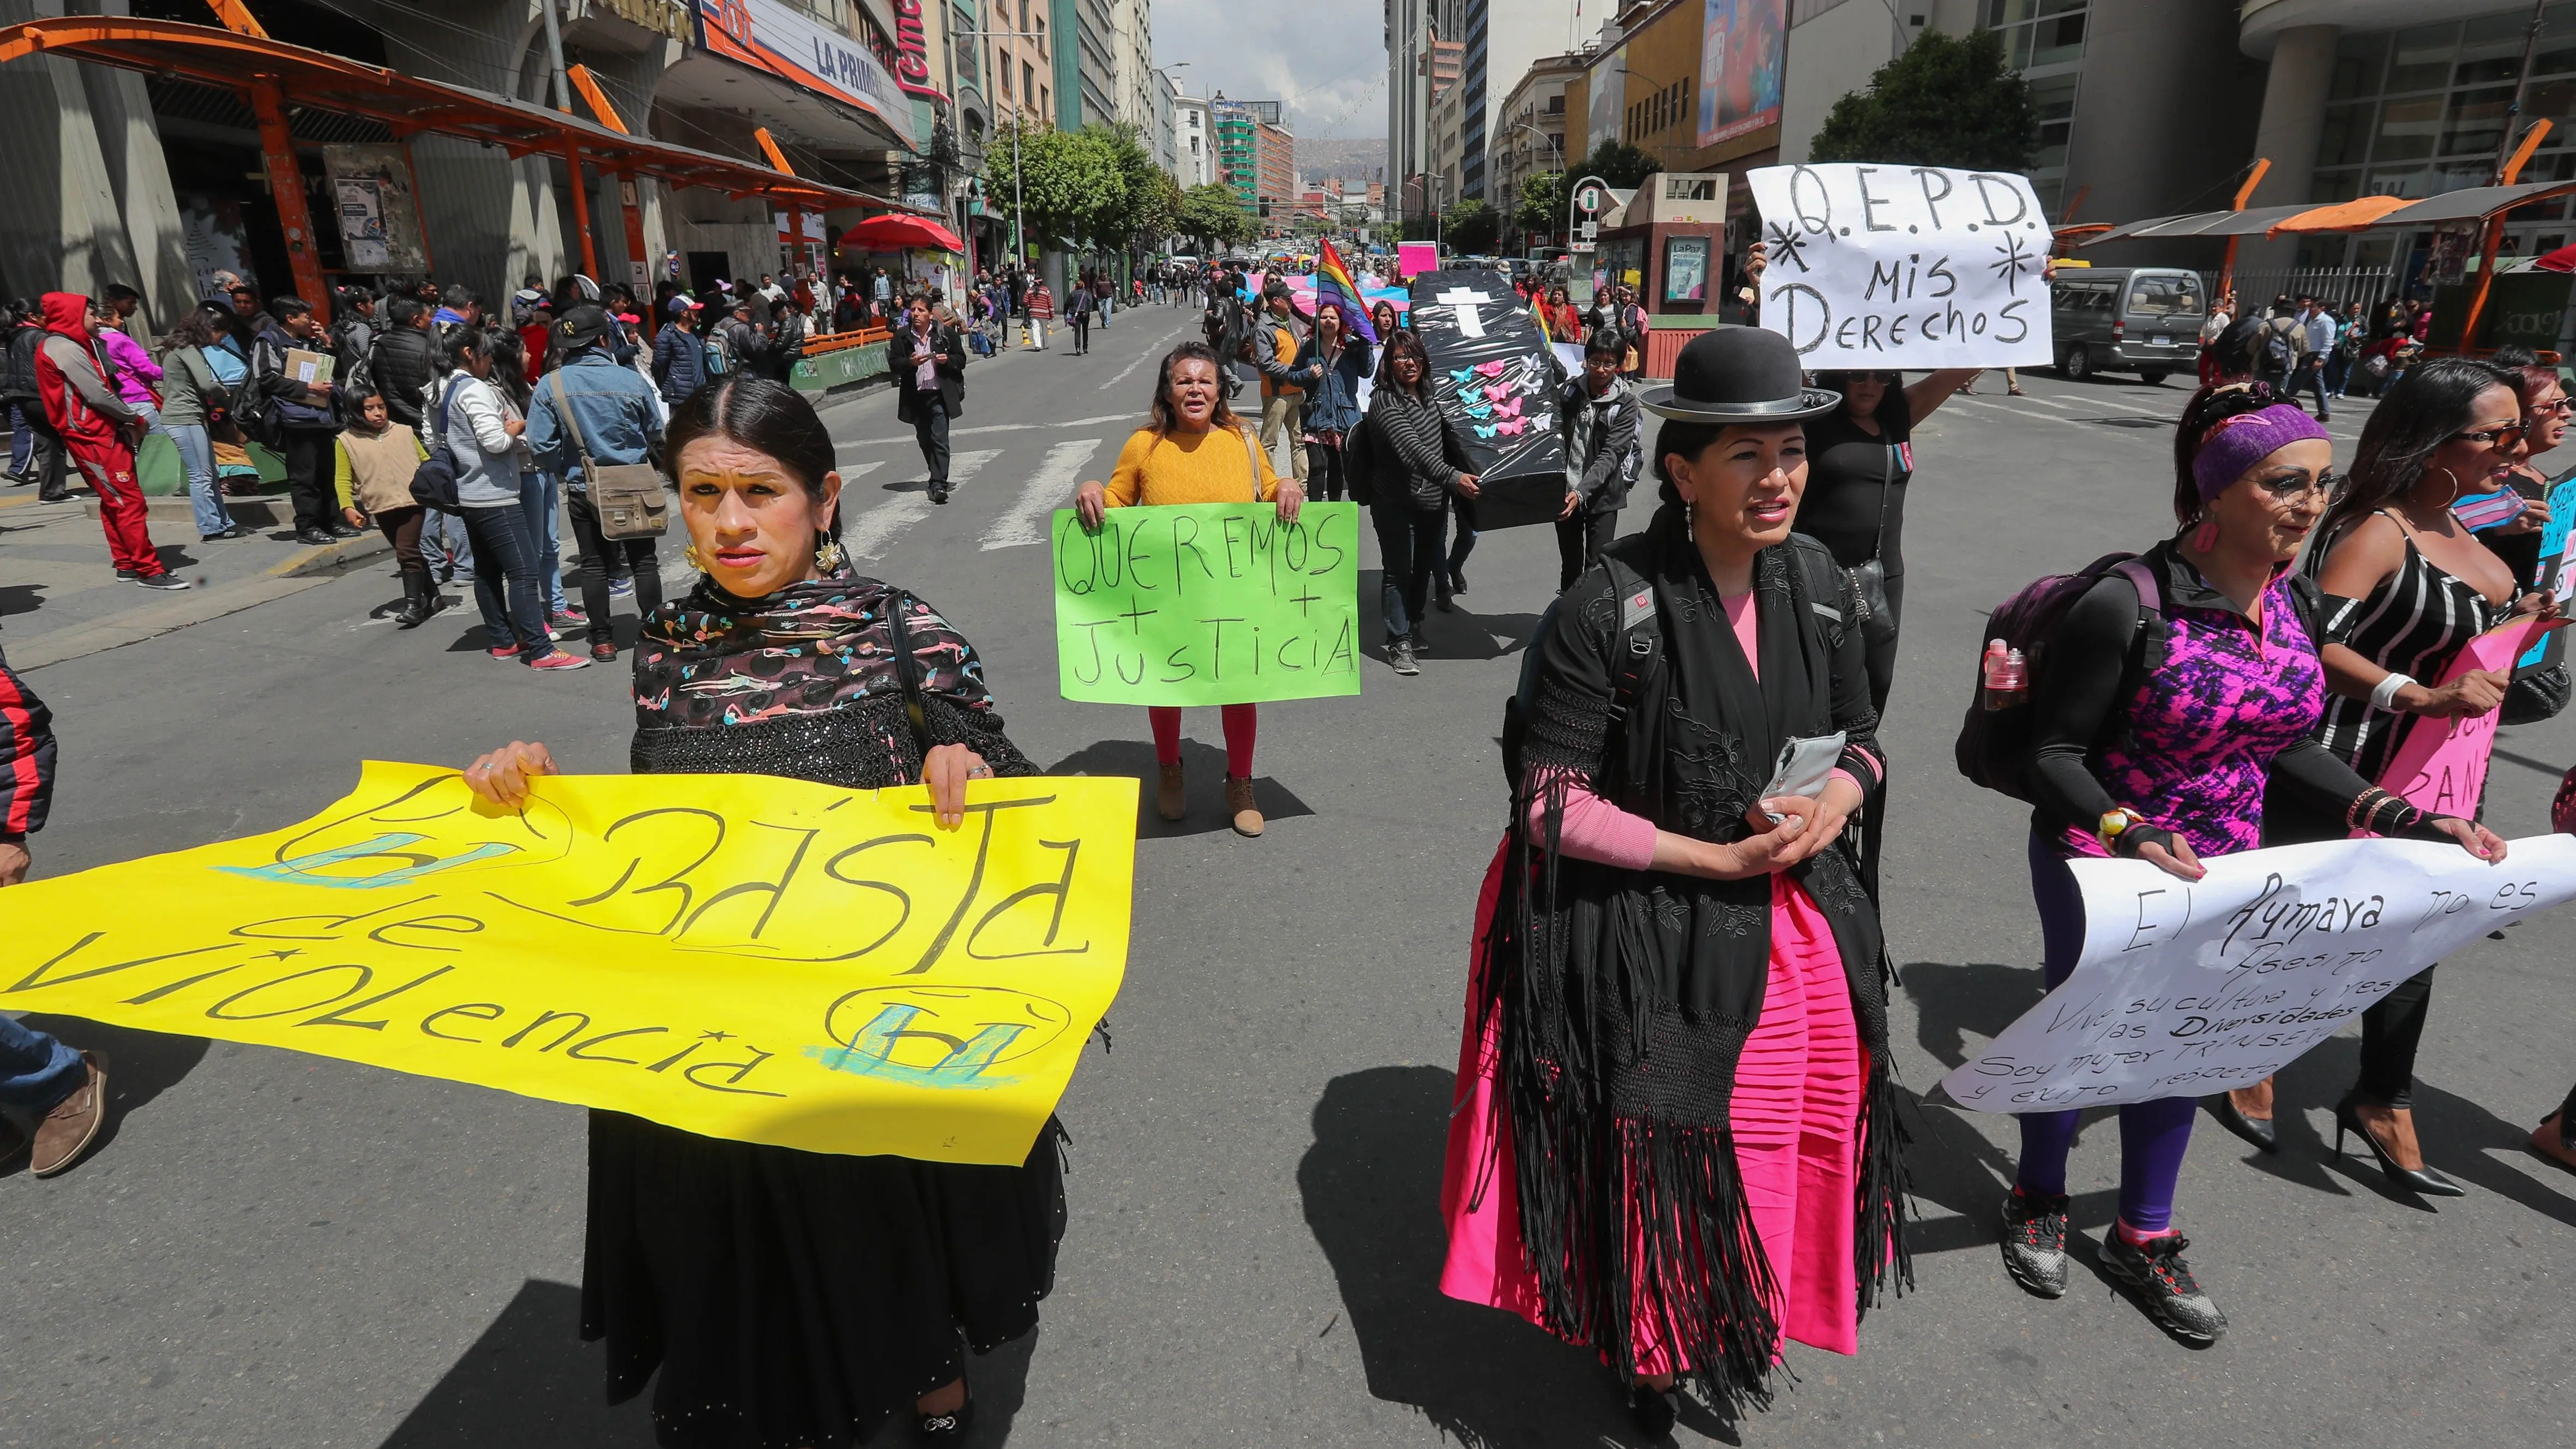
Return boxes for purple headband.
[2190,404,2331,505]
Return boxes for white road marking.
[843,450,998,560]
[835,414,1137,449]
[1098,321,1194,390]
[980,437,1104,550]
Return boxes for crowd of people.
[13,238,2576,1447]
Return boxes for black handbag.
[1845,441,1900,648]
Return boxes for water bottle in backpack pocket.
[1953,555,2165,803]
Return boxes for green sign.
[1051,502,1363,706]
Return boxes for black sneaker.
[1999,1189,2070,1298]
[132,572,192,591]
[294,527,335,546]
[928,485,950,504]
[2100,1230,2228,1342]
[1388,637,1419,676]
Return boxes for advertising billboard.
[1587,43,1626,159]
[1696,0,1785,148]
[696,0,916,148]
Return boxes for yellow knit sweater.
[1101,424,1280,508]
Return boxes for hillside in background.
[1297,136,1387,187]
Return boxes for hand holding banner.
[0,762,1137,1165]
[2378,616,2555,817]
[1053,502,1361,706]
[1940,834,2576,1113]
[1748,163,2055,369]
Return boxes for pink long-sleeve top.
[1532,592,1877,870]
[97,327,163,409]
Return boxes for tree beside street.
[1179,181,1254,251]
[1576,140,1658,190]
[1441,199,1500,255]
[1514,170,1567,244]
[1809,28,2039,171]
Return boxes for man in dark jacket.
[3,311,68,500]
[1555,332,1642,590]
[0,640,112,1179]
[886,294,967,503]
[251,296,346,546]
[370,297,437,429]
[651,294,708,405]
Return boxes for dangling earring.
[2190,514,2219,553]
[683,542,706,573]
[814,530,845,574]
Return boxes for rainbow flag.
[1315,238,1377,344]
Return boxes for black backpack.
[407,375,468,510]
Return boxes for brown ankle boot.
[1156,762,1185,821]
[1225,775,1263,837]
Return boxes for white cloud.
[1152,0,1389,138]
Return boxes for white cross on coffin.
[1433,285,1493,338]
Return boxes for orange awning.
[2265,196,2414,236]
[0,16,928,215]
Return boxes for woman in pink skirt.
[1440,328,1906,1435]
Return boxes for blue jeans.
[165,420,233,537]
[519,470,569,616]
[9,400,33,474]
[424,508,473,581]
[0,1013,83,1121]
[459,502,555,658]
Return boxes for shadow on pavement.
[0,1014,207,1180]
[1298,1065,1706,1448]
[1897,959,2042,1071]
[1046,737,1316,839]
[378,1278,1037,1448]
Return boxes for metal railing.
[2209,266,2404,310]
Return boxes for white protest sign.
[1940,834,2576,1113]
[1747,163,2054,369]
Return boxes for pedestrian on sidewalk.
[651,294,709,408]
[461,375,1064,1447]
[424,328,585,670]
[1444,327,1898,1435]
[1073,341,1305,834]
[154,309,245,542]
[888,294,966,504]
[486,326,579,630]
[370,297,466,584]
[1064,277,1094,355]
[250,296,348,546]
[4,302,68,500]
[1026,278,1055,351]
[37,293,185,589]
[95,288,182,499]
[0,642,113,1179]
[527,304,666,662]
[332,388,438,627]
[1365,332,1475,674]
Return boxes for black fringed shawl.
[1480,504,1910,1409]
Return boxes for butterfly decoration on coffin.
[1448,366,1479,385]
[1474,360,1507,377]
[1491,396,1525,420]
[1482,383,1515,403]
[1472,417,1530,439]
[1462,400,1495,419]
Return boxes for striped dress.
[2307,509,2503,780]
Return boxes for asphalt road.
[6,314,2576,1449]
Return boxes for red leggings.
[1148,704,1256,777]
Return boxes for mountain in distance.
[1297,136,1387,188]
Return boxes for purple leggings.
[2012,831,2197,1235]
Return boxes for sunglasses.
[2256,470,2342,498]
[2448,424,2530,447]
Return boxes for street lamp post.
[956,28,1046,269]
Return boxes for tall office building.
[1213,95,1283,219]
[1109,0,1159,141]
[1458,0,1563,200]
[1050,0,1117,128]
[1255,118,1297,228]
[1386,0,1435,213]
[1172,91,1213,187]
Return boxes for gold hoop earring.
[683,542,705,573]
[815,532,845,574]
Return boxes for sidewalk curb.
[272,532,393,578]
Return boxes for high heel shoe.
[2207,1091,2279,1153]
[2333,1089,2465,1197]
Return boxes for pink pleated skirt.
[1438,843,1866,1372]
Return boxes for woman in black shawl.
[458,376,1060,1446]
[1438,329,1905,1435]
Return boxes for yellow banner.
[0,762,1136,1166]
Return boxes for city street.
[7,316,2576,1448]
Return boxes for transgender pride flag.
[1315,238,1378,345]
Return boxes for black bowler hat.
[1641,327,1840,423]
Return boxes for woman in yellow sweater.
[1075,341,1306,836]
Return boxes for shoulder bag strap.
[1599,553,1663,725]
[1240,425,1265,501]
[546,367,600,482]
[879,589,935,756]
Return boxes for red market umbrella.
[839,214,965,253]
[2536,241,2576,273]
